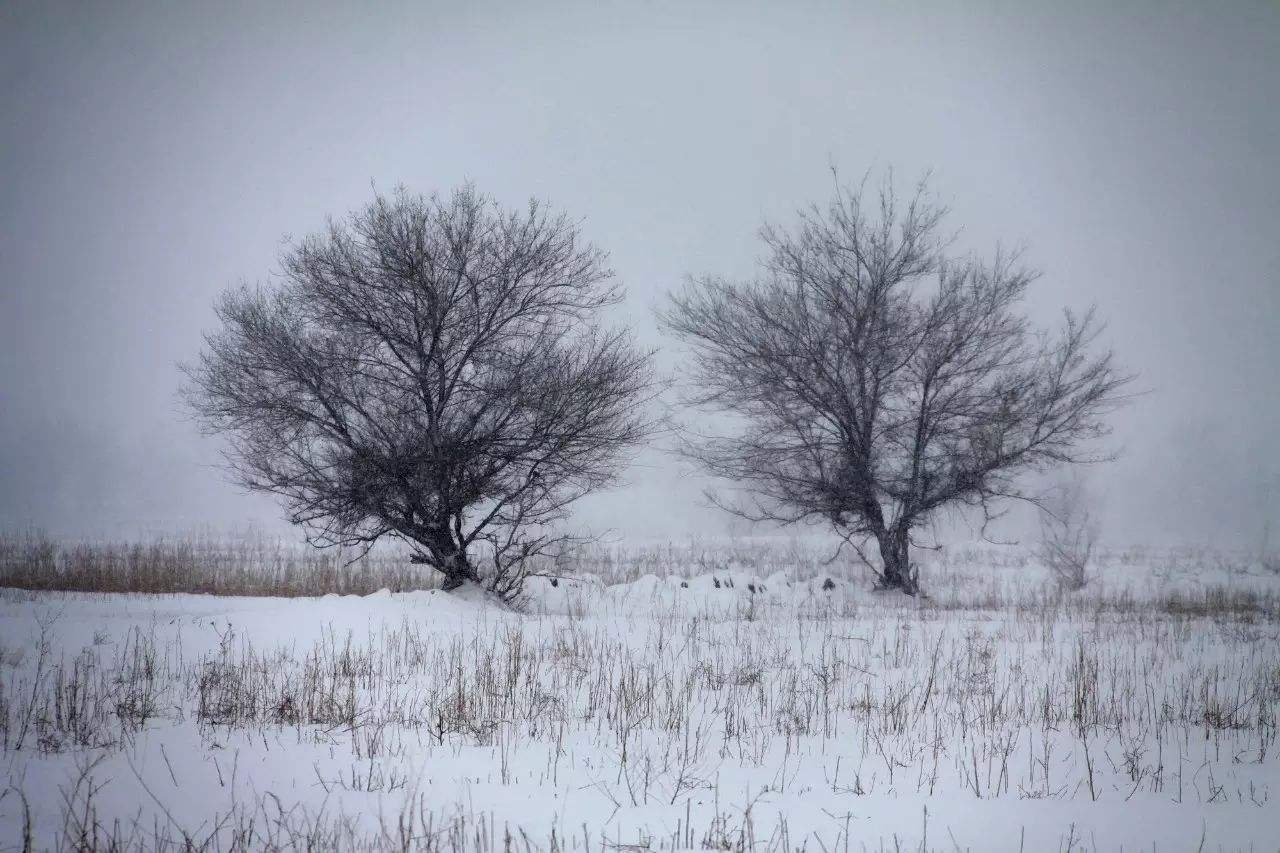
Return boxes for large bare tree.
[659,174,1130,594]
[183,186,654,598]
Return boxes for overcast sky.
[2,0,1277,548]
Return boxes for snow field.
[0,547,1277,851]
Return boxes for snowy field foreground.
[1,546,1278,851]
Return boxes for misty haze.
[1,2,1277,850]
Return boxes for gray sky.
[2,0,1277,547]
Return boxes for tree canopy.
[660,174,1130,593]
[184,186,654,598]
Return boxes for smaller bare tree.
[1038,478,1097,591]
[660,171,1131,594]
[183,186,654,599]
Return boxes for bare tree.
[1038,477,1097,591]
[183,186,654,599]
[659,173,1130,594]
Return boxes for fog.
[2,1,1277,548]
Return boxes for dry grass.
[0,530,441,597]
[4,529,1279,617]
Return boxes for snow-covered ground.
[1,545,1278,851]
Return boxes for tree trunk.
[410,546,480,591]
[876,527,919,595]
[438,550,480,590]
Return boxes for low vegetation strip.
[0,531,441,597]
